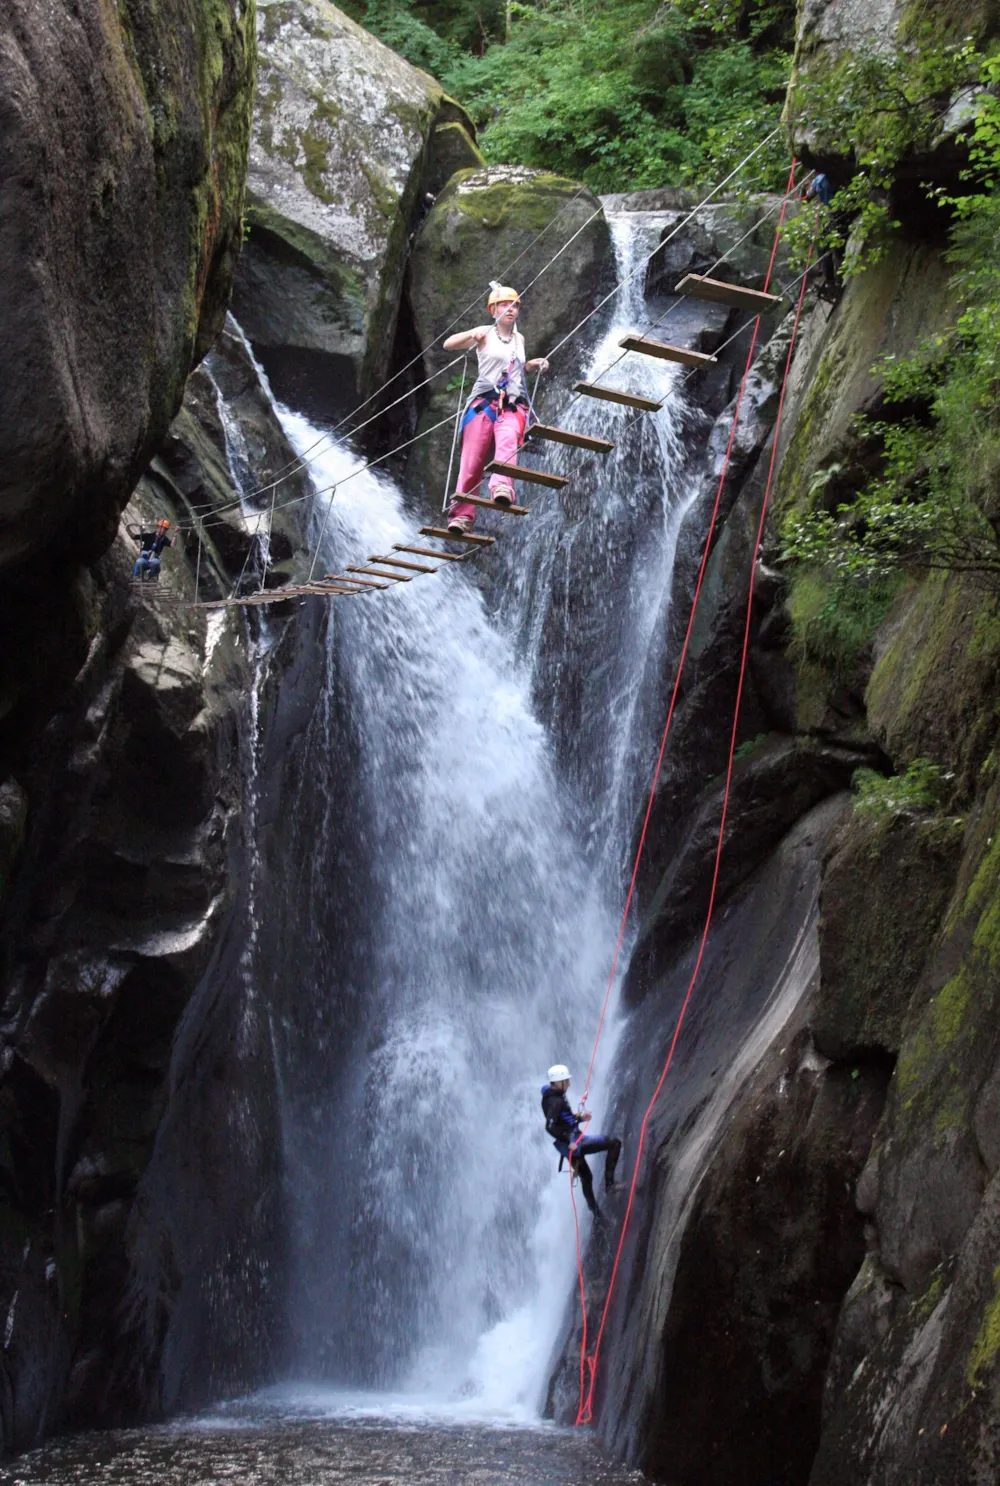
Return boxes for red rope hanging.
[574,236,816,1429]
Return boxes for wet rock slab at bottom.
[5,1413,647,1486]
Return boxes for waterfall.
[243,205,700,1418]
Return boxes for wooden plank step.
[394,544,466,562]
[673,274,782,313]
[347,565,412,582]
[524,424,614,454]
[369,554,437,574]
[452,492,529,516]
[324,574,391,590]
[420,526,496,546]
[484,460,569,490]
[573,382,663,412]
[618,335,717,367]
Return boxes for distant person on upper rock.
[442,284,550,535]
[133,519,173,581]
[541,1063,622,1221]
[804,171,833,208]
[802,172,841,292]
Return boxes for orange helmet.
[157,518,170,528]
[487,283,520,311]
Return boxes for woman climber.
[442,283,550,535]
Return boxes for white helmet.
[548,1064,571,1082]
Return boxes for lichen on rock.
[0,0,256,578]
[234,0,478,406]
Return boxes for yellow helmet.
[487,283,520,311]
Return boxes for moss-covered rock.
[814,809,964,1059]
[234,0,478,407]
[785,0,1000,168]
[811,775,1000,1483]
[774,239,953,524]
[866,573,1000,800]
[406,166,610,501]
[0,0,256,578]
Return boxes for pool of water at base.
[3,1390,648,1485]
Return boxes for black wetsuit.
[541,1084,621,1217]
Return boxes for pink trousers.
[448,405,526,525]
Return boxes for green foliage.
[853,758,952,819]
[350,0,464,74]
[348,0,795,192]
[444,8,793,192]
[781,64,1000,588]
[734,732,769,761]
[788,570,904,683]
[785,28,983,273]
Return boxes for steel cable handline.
[575,156,799,1118]
[560,169,815,415]
[171,129,778,529]
[522,236,829,516]
[194,186,597,514]
[572,202,815,1433]
[562,157,799,1417]
[178,353,468,520]
[542,128,781,370]
[187,133,790,602]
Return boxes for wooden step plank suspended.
[673,274,783,313]
[618,335,717,367]
[324,574,391,590]
[347,565,412,582]
[572,382,663,412]
[394,544,466,562]
[451,492,529,516]
[484,460,569,490]
[368,554,438,574]
[524,424,614,454]
[420,526,496,546]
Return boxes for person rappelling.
[442,284,550,535]
[541,1064,622,1221]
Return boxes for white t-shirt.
[469,324,527,402]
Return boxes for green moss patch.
[967,1265,1000,1387]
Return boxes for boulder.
[406,166,610,501]
[625,739,868,1001]
[786,0,1000,178]
[0,0,256,577]
[233,0,480,412]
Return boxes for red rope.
[575,241,815,1428]
[578,156,800,1115]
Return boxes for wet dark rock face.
[0,325,311,1450]
[0,0,255,578]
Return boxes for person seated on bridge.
[133,519,173,581]
[541,1063,622,1221]
[442,283,549,535]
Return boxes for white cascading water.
[265,208,701,1419]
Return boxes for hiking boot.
[447,513,473,535]
[491,484,515,508]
